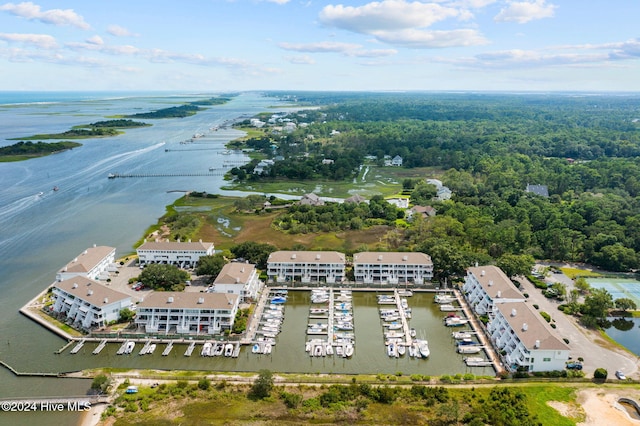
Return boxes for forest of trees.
[0,140,82,158]
[252,92,640,274]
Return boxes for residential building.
[462,266,526,316]
[391,155,403,166]
[408,205,436,219]
[298,193,325,206]
[344,194,367,204]
[526,184,549,197]
[385,197,410,209]
[488,302,570,372]
[56,245,116,282]
[353,252,433,285]
[212,262,262,302]
[134,292,239,334]
[137,240,214,268]
[267,251,346,283]
[51,277,131,330]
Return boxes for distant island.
[8,119,150,141]
[124,97,233,119]
[0,140,82,162]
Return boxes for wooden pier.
[108,171,224,179]
[93,339,107,355]
[184,341,196,357]
[162,341,174,356]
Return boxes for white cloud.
[373,28,488,48]
[107,24,137,37]
[348,48,398,57]
[86,35,103,46]
[264,0,291,4]
[284,55,316,64]
[319,1,462,33]
[494,0,557,24]
[279,41,363,53]
[0,2,90,29]
[0,32,57,48]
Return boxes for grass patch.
[523,385,584,425]
[559,267,603,279]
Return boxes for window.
[543,357,551,362]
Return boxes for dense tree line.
[127,104,201,119]
[0,140,81,156]
[88,119,149,128]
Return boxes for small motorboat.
[224,343,234,357]
[201,342,212,356]
[397,344,406,356]
[345,343,354,358]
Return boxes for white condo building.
[137,240,214,268]
[462,266,526,315]
[488,302,570,372]
[51,277,131,330]
[56,245,116,282]
[212,262,262,302]
[135,292,239,335]
[353,252,433,284]
[267,251,346,283]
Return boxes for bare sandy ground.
[548,388,640,426]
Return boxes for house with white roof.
[135,292,239,335]
[51,276,131,330]
[211,262,262,302]
[488,302,570,372]
[137,240,214,268]
[56,245,116,282]
[298,193,325,206]
[267,251,346,283]
[462,266,526,316]
[391,155,403,166]
[353,252,433,285]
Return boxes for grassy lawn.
[222,165,441,199]
[559,267,603,279]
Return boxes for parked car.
[566,362,583,370]
[616,370,627,380]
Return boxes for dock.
[92,339,107,355]
[162,341,174,356]
[138,340,152,355]
[69,339,85,354]
[116,341,128,355]
[184,341,196,357]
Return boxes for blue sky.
[0,1,638,92]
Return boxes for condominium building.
[267,251,346,283]
[135,292,239,335]
[462,266,526,315]
[56,245,116,282]
[488,302,570,372]
[353,252,433,284]
[136,240,214,268]
[51,277,131,330]
[212,262,262,302]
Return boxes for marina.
[45,290,496,376]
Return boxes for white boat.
[310,308,329,315]
[264,343,272,354]
[313,344,323,357]
[335,345,344,357]
[383,315,400,322]
[397,289,413,297]
[446,317,469,327]
[387,343,396,357]
[434,293,456,304]
[410,328,417,338]
[457,345,482,354]
[213,343,224,356]
[408,344,415,358]
[201,342,212,357]
[147,344,156,354]
[336,322,354,331]
[465,357,492,366]
[386,322,402,330]
[326,343,333,356]
[416,339,430,358]
[252,343,260,354]
[440,304,457,312]
[224,343,234,357]
[125,341,135,354]
[305,341,312,352]
[345,343,354,358]
[452,331,472,340]
[397,344,406,356]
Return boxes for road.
[516,274,639,379]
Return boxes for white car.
[615,370,627,380]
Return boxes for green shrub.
[540,311,551,322]
[594,368,608,379]
[281,391,303,409]
[197,378,211,390]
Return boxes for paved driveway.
[516,276,639,379]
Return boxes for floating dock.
[69,339,85,354]
[162,341,174,356]
[92,339,107,355]
[184,341,196,357]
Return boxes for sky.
[0,0,638,92]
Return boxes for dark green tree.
[249,369,274,400]
[138,263,190,291]
[614,297,637,313]
[196,254,227,281]
[496,253,535,278]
